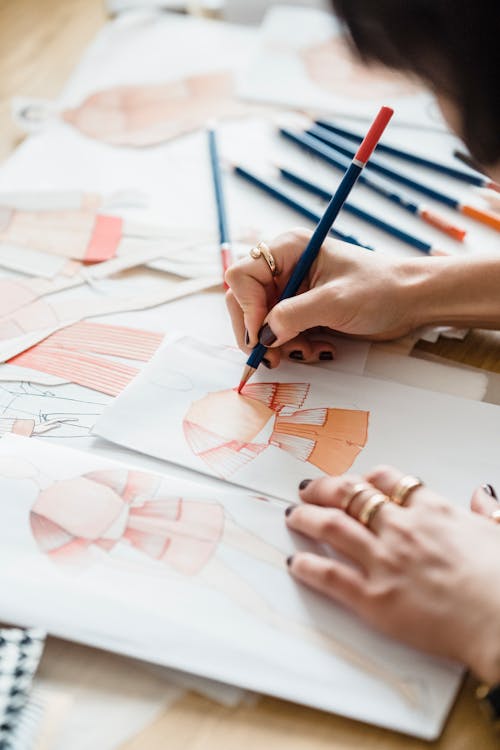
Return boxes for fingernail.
[289,350,304,361]
[319,351,334,361]
[244,329,250,346]
[286,555,294,568]
[482,484,498,500]
[259,323,277,347]
[299,479,312,491]
[262,357,272,369]
[285,504,296,517]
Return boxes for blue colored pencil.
[278,165,439,254]
[280,128,468,240]
[233,164,373,251]
[208,124,232,287]
[305,124,500,231]
[315,119,498,189]
[237,106,394,390]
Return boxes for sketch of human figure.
[184,383,369,479]
[0,201,122,262]
[61,72,253,147]
[10,463,416,703]
[300,37,418,99]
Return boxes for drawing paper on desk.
[237,6,446,130]
[60,72,258,148]
[0,435,462,739]
[94,336,500,506]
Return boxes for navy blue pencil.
[305,124,500,231]
[237,106,394,391]
[208,124,232,288]
[233,164,374,251]
[315,119,500,190]
[278,165,440,255]
[280,128,467,240]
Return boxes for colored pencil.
[306,124,500,232]
[453,150,500,193]
[237,106,394,391]
[233,164,374,251]
[277,166,441,255]
[208,124,232,288]
[280,128,466,241]
[316,119,500,190]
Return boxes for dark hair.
[330,0,500,165]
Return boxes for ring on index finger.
[249,241,279,277]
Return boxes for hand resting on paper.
[286,466,500,684]
[225,228,500,368]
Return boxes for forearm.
[406,256,500,330]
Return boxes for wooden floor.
[0,1,499,747]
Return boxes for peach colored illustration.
[0,204,122,262]
[300,37,419,100]
[62,71,253,147]
[184,383,369,478]
[2,459,415,702]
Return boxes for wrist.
[401,256,500,330]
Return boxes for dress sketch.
[183,383,369,478]
[0,203,122,263]
[300,37,418,99]
[30,469,224,575]
[62,72,252,147]
[15,463,415,703]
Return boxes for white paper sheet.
[0,434,461,739]
[94,336,500,507]
[237,6,446,131]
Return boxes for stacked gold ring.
[341,482,373,511]
[358,493,389,528]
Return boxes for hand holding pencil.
[234,106,394,390]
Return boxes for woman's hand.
[225,229,431,367]
[286,466,500,684]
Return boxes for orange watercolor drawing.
[184,383,369,478]
[61,72,254,147]
[300,37,419,100]
[0,205,122,263]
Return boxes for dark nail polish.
[319,351,334,361]
[482,484,498,500]
[259,323,277,347]
[286,555,294,568]
[299,479,312,491]
[262,357,272,369]
[289,350,304,361]
[285,505,296,517]
[244,329,250,347]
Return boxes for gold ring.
[491,509,500,524]
[358,493,389,528]
[341,481,373,511]
[249,241,279,277]
[390,475,423,506]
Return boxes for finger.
[260,286,330,348]
[471,484,499,517]
[279,335,336,365]
[288,552,364,611]
[286,505,379,571]
[225,258,273,347]
[364,465,441,508]
[225,229,313,345]
[225,289,251,352]
[299,474,367,509]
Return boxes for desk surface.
[0,1,498,747]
